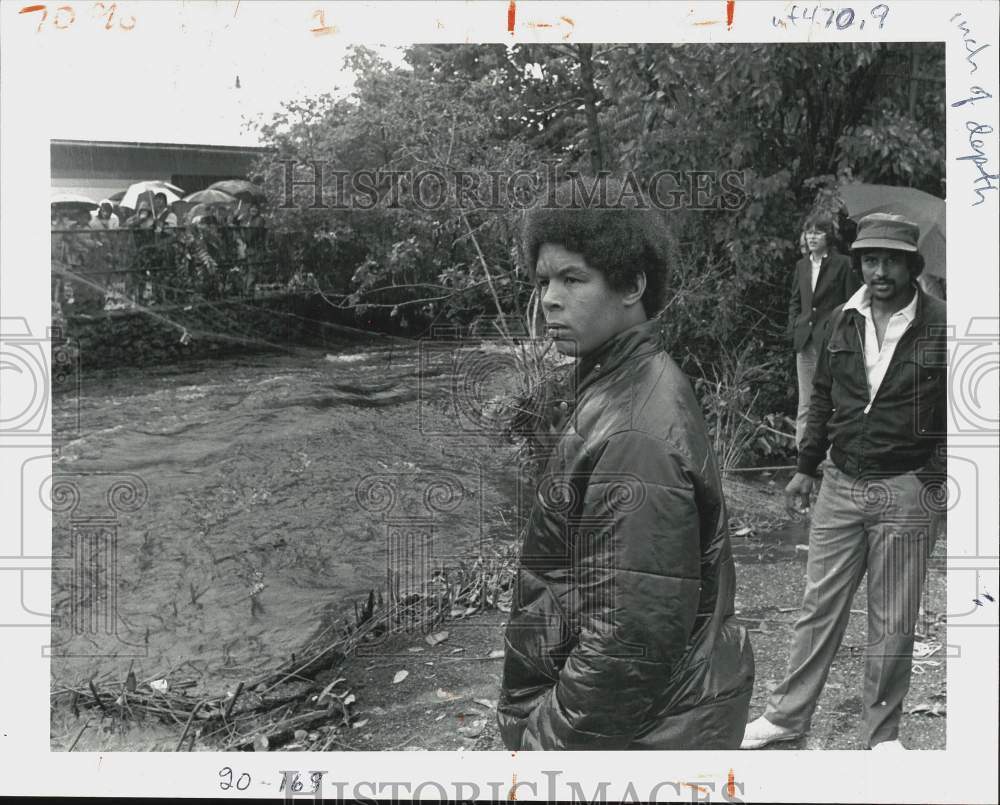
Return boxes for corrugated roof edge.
[51,139,274,154]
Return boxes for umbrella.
[183,188,238,205]
[51,192,98,210]
[207,179,267,203]
[183,203,227,224]
[838,183,946,279]
[108,190,126,203]
[120,180,185,211]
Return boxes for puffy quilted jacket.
[497,319,754,750]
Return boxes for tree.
[252,42,945,465]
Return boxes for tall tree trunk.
[576,44,606,174]
[908,45,920,117]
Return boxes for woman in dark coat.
[497,180,754,750]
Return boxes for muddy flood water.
[50,341,522,697]
[48,341,947,752]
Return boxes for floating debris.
[425,630,449,647]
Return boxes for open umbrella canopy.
[839,183,946,279]
[207,179,267,203]
[51,192,99,209]
[184,203,230,224]
[183,188,238,205]
[107,190,126,203]
[120,180,185,211]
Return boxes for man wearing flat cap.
[742,213,947,751]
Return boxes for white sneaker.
[871,739,907,751]
[740,716,803,749]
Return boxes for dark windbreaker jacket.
[497,319,755,750]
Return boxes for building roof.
[51,139,272,155]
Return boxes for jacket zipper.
[853,319,874,413]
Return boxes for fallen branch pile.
[51,543,518,751]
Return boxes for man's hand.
[784,472,815,518]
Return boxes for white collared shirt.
[843,285,919,411]
[809,252,827,291]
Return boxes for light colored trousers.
[764,465,938,747]
[795,341,819,449]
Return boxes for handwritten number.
[279,772,323,794]
[53,4,75,27]
[219,768,250,792]
[310,9,334,33]
[103,2,116,29]
[20,4,49,32]
[771,5,887,33]
[92,1,110,27]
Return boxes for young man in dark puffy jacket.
[496,178,754,750]
[742,213,947,751]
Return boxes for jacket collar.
[844,283,919,323]
[575,318,665,392]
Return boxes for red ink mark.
[19,3,47,31]
[53,4,75,29]
[310,8,336,35]
[683,783,710,795]
[508,773,517,800]
[726,0,735,28]
[727,769,737,798]
[507,0,516,34]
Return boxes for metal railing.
[51,226,301,312]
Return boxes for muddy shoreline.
[49,346,945,751]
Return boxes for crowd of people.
[50,190,269,314]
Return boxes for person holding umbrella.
[152,192,178,229]
[787,214,862,449]
[742,213,947,751]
